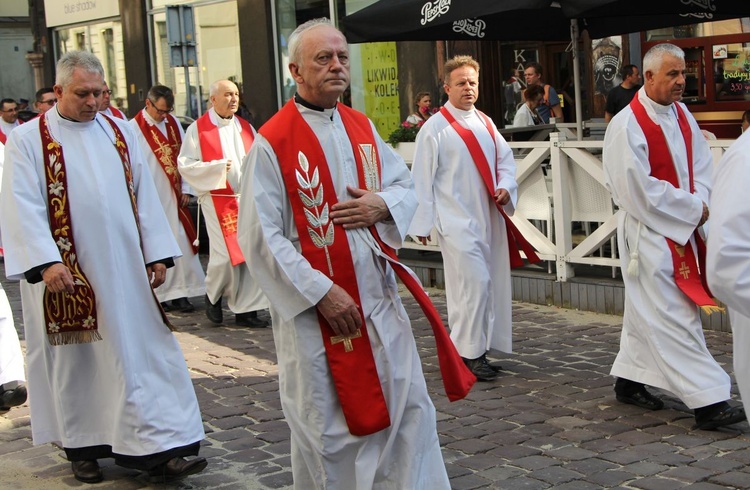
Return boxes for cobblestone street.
[1,271,748,489]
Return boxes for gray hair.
[55,51,104,87]
[643,43,684,75]
[209,80,238,97]
[288,18,343,66]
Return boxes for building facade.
[21,1,750,138]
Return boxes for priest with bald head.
[178,79,268,328]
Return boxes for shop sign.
[361,42,401,140]
[45,0,119,28]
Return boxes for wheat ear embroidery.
[296,151,335,275]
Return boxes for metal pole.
[571,19,584,141]
[184,64,192,118]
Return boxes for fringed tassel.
[193,199,202,248]
[700,304,726,315]
[627,221,642,277]
[47,330,102,346]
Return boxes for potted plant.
[387,120,424,146]
[387,121,424,164]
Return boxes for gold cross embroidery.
[330,328,362,352]
[679,262,690,280]
[221,212,238,233]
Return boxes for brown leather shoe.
[148,456,207,482]
[71,460,103,484]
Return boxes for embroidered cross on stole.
[134,111,198,253]
[262,101,476,436]
[629,95,721,314]
[196,112,254,266]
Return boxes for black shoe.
[614,378,664,410]
[693,402,747,430]
[235,311,269,328]
[71,460,103,484]
[481,355,502,373]
[172,297,195,313]
[463,356,498,381]
[0,385,27,412]
[160,301,173,312]
[205,295,223,324]
[148,456,207,483]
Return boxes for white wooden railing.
[398,126,734,282]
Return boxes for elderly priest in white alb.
[178,79,268,328]
[603,43,745,430]
[238,19,475,489]
[0,51,206,484]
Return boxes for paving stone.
[584,469,635,487]
[2,281,748,489]
[630,476,691,489]
[620,461,670,477]
[683,483,740,490]
[510,455,561,471]
[544,446,598,461]
[528,466,583,485]
[690,455,746,472]
[448,473,493,490]
[661,465,716,482]
[708,471,750,489]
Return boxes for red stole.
[39,113,173,345]
[134,111,198,253]
[439,106,540,268]
[196,112,254,266]
[40,115,99,345]
[108,107,126,119]
[629,95,719,312]
[261,100,475,436]
[0,120,22,144]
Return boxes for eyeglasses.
[0,108,18,113]
[40,99,57,105]
[148,99,174,115]
[103,90,113,95]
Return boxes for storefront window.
[149,0,242,120]
[683,46,706,104]
[713,43,750,102]
[55,20,127,112]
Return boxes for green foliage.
[387,121,423,146]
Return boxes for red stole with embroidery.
[196,112,254,266]
[261,101,475,435]
[39,114,172,345]
[134,111,198,253]
[629,95,719,313]
[439,106,540,268]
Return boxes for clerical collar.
[294,93,334,112]
[217,112,234,120]
[56,106,85,123]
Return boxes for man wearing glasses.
[130,85,205,314]
[33,87,57,115]
[100,81,126,119]
[0,98,20,144]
